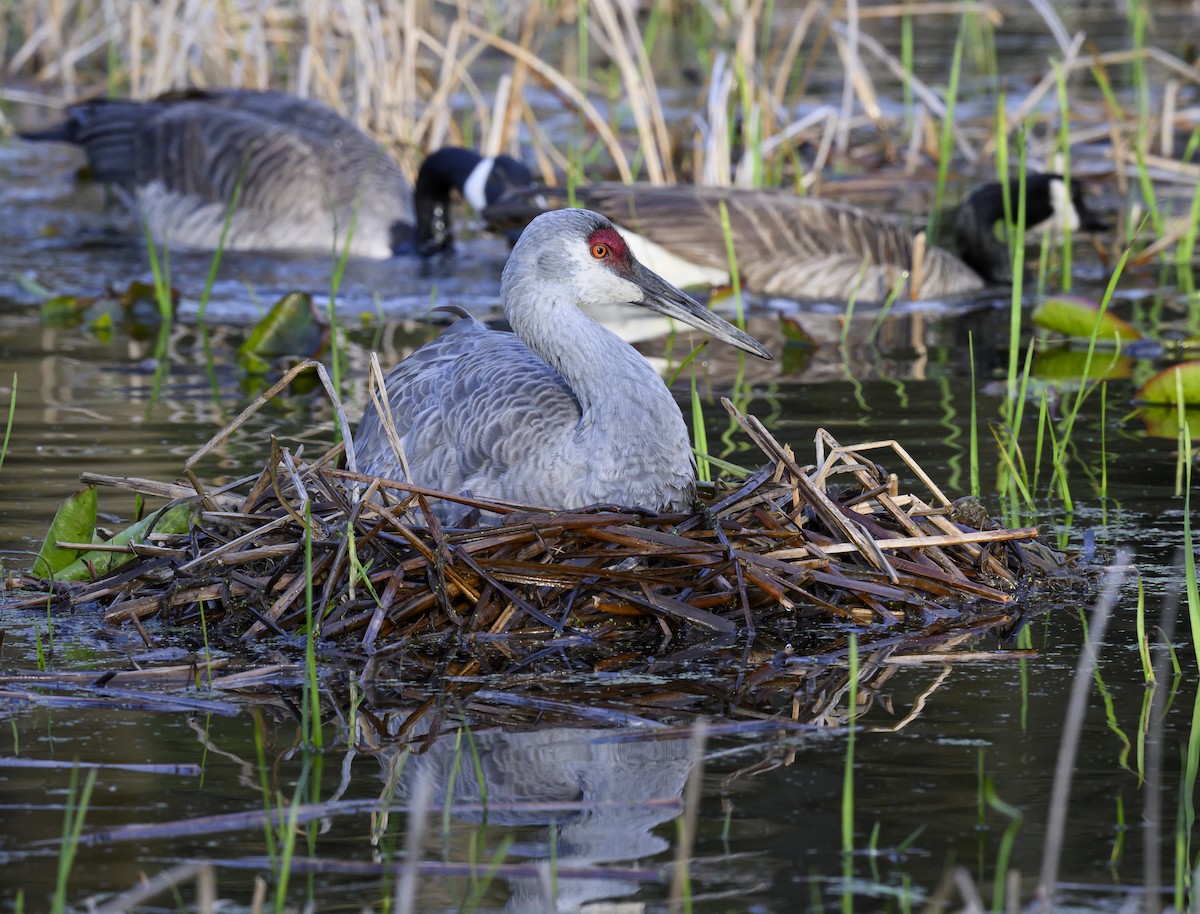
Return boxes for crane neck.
[506,292,669,420]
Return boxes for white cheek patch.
[1043,177,1082,235]
[462,157,495,212]
[619,229,730,290]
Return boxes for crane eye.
[590,243,610,259]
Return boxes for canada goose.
[423,153,1106,301]
[20,89,532,259]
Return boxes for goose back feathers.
[21,90,531,258]
[466,160,1106,302]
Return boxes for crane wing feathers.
[356,319,583,501]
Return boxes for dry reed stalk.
[588,0,671,183]
[461,19,633,183]
[910,230,927,300]
[839,23,977,164]
[859,1,1000,21]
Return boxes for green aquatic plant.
[928,19,965,243]
[1053,60,1074,291]
[983,775,1023,913]
[0,372,15,475]
[968,334,979,498]
[1184,436,1199,670]
[51,766,98,914]
[273,757,312,913]
[303,500,323,749]
[866,269,908,346]
[196,160,246,324]
[140,219,175,323]
[841,633,859,914]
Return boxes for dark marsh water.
[3,5,1200,911]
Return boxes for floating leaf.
[238,292,327,374]
[1136,405,1200,441]
[1032,347,1133,384]
[1031,296,1142,342]
[779,315,817,348]
[41,294,96,327]
[32,485,97,578]
[1136,362,1200,405]
[53,503,195,582]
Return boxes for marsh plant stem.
[0,372,15,474]
[1036,551,1130,912]
[842,633,858,914]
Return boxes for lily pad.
[238,292,328,374]
[1031,296,1142,342]
[1136,405,1200,441]
[1032,347,1134,384]
[52,503,195,582]
[41,294,97,327]
[32,485,98,578]
[1136,362,1200,405]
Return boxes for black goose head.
[412,147,534,256]
[954,173,1107,284]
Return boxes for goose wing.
[493,183,985,300]
[133,96,408,219]
[355,318,583,508]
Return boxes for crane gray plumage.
[21,90,532,258]
[475,167,1107,302]
[355,208,772,524]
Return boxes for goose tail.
[20,100,157,186]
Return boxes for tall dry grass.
[4,0,1200,226]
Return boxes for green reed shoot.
[0,372,15,474]
[866,270,908,346]
[690,375,710,483]
[984,777,1022,913]
[198,599,213,687]
[1110,793,1126,868]
[140,219,174,322]
[1050,245,1134,488]
[1129,0,1152,145]
[1177,689,1200,906]
[303,500,322,748]
[1174,128,1200,292]
[717,201,746,332]
[1003,141,1028,413]
[841,632,859,914]
[968,334,979,497]
[1133,145,1165,242]
[1032,389,1049,495]
[928,19,966,242]
[459,835,515,914]
[1135,574,1153,683]
[1183,434,1199,669]
[1099,382,1109,501]
[51,766,98,914]
[841,254,872,345]
[196,160,247,324]
[443,728,466,839]
[1053,60,1073,291]
[253,711,280,862]
[990,425,1035,512]
[461,723,489,823]
[273,758,311,913]
[548,819,560,902]
[43,590,55,658]
[326,212,361,406]
[900,1,914,128]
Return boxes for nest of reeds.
[8,390,1097,730]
